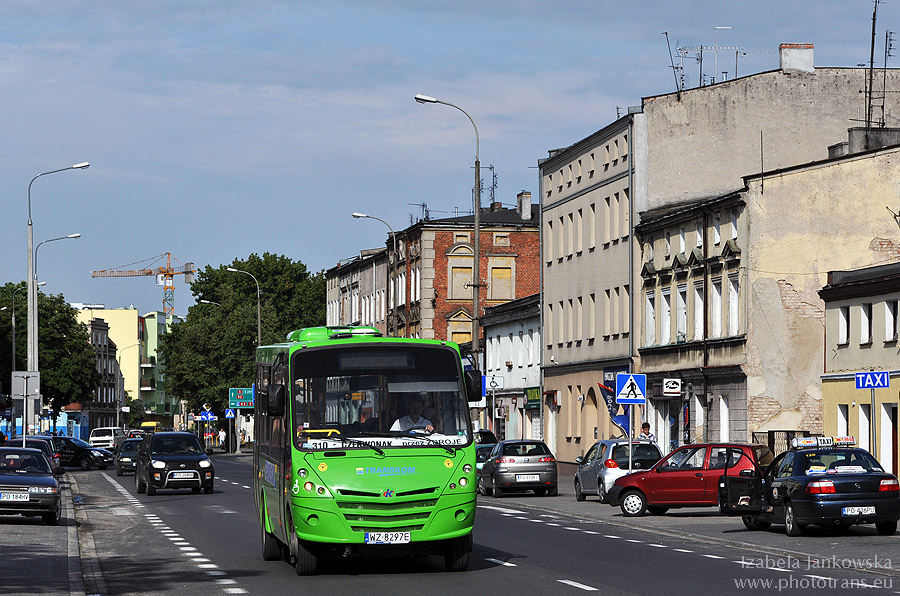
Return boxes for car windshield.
[0,451,51,474]
[121,440,141,451]
[800,449,882,474]
[151,436,204,455]
[70,437,93,449]
[476,445,494,462]
[611,443,662,467]
[502,443,550,457]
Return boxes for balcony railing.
[141,356,156,368]
[140,378,156,391]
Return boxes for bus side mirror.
[465,369,482,402]
[269,384,286,416]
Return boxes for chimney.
[490,201,503,212]
[779,43,814,73]
[517,191,532,221]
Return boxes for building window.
[660,288,671,344]
[885,300,899,341]
[713,214,721,245]
[837,403,849,436]
[527,329,535,366]
[696,220,703,248]
[860,303,873,345]
[575,296,583,342]
[575,208,583,254]
[545,220,554,264]
[731,211,739,240]
[728,275,740,336]
[719,396,730,441]
[488,262,514,300]
[676,285,687,342]
[546,303,553,347]
[679,227,685,254]
[838,305,849,345]
[588,203,596,250]
[664,231,671,257]
[588,293,596,339]
[693,282,704,341]
[711,278,722,338]
[645,292,656,346]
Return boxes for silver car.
[478,439,557,497]
[574,439,662,503]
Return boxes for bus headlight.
[463,464,472,474]
[459,477,468,487]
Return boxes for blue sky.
[0,1,885,316]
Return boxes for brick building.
[327,192,540,354]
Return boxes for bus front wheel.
[444,533,472,572]
[290,532,319,575]
[261,524,281,561]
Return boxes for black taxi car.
[135,431,215,495]
[720,436,900,536]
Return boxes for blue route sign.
[855,371,890,390]
[200,411,215,421]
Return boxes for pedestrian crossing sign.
[615,373,647,404]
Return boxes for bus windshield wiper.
[394,431,456,455]
[331,432,384,456]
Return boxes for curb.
[67,473,107,596]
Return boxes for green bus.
[253,325,481,575]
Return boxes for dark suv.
[135,432,215,495]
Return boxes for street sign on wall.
[855,371,889,390]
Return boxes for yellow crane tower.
[92,252,196,315]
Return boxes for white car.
[89,427,125,451]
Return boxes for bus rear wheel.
[261,523,281,561]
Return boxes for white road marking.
[703,554,724,560]
[582,530,598,535]
[625,539,642,543]
[564,527,580,531]
[647,544,666,548]
[558,579,599,591]
[604,535,621,539]
[673,548,693,553]
[486,558,517,567]
[477,505,527,514]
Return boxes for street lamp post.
[414,94,482,359]
[226,268,262,345]
[26,163,90,397]
[352,213,398,336]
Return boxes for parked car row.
[0,446,65,525]
[566,435,899,537]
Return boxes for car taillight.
[880,479,900,492]
[806,480,836,494]
[603,459,619,469]
[538,456,555,462]
[495,458,515,464]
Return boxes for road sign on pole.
[615,373,647,405]
[225,408,236,419]
[229,387,254,408]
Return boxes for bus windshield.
[290,344,471,450]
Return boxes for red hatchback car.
[608,443,774,516]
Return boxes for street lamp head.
[37,281,47,287]
[226,267,238,272]
[414,94,437,104]
[71,162,90,170]
[352,212,368,219]
[67,233,81,239]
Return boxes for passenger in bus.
[391,395,434,433]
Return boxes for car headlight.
[91,450,106,457]
[198,459,212,468]
[119,457,132,462]
[151,460,167,469]
[29,486,58,494]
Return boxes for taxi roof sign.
[791,436,856,449]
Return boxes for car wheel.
[42,507,61,526]
[742,515,771,531]
[443,533,472,572]
[784,501,805,536]
[491,478,503,499]
[547,484,558,497]
[574,479,585,502]
[146,482,157,496]
[620,490,647,517]
[876,520,898,536]
[204,481,214,494]
[115,466,123,477]
[647,506,669,515]
[598,483,608,504]
[478,477,492,497]
[135,472,146,494]
[79,456,92,471]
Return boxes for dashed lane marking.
[558,579,599,591]
[486,558,517,567]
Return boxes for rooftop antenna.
[866,0,881,137]
[663,32,681,98]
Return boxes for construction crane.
[92,252,196,315]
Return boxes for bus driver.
[391,395,434,433]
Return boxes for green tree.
[0,282,100,415]
[159,253,325,415]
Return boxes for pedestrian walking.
[218,428,226,446]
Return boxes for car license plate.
[172,472,194,479]
[0,493,30,501]
[365,531,411,544]
[842,506,876,516]
[516,474,540,482]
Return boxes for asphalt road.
[9,455,898,595]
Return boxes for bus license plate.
[842,506,875,516]
[0,493,30,501]
[365,531,411,544]
[172,472,194,479]
[516,474,540,482]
